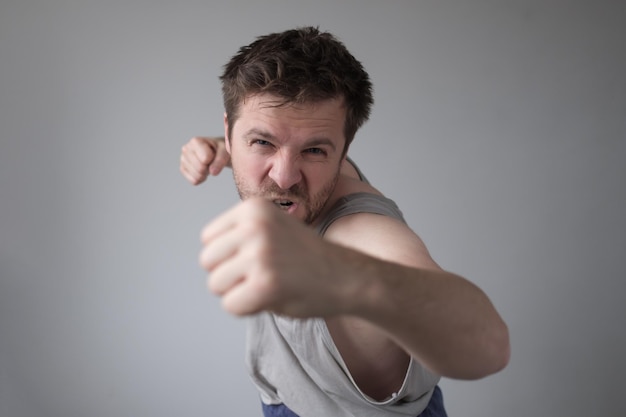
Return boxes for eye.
[252,139,272,146]
[304,147,326,156]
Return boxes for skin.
[224,95,345,225]
[180,93,510,401]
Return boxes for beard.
[232,167,340,225]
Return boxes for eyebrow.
[242,128,337,152]
[242,128,275,141]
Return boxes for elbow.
[444,320,511,380]
[492,321,511,374]
[469,320,511,380]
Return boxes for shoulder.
[323,192,440,271]
[322,159,440,271]
[325,210,440,271]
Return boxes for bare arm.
[324,213,510,380]
[199,199,510,383]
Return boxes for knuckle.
[200,153,213,165]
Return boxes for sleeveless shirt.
[245,163,441,417]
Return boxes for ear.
[223,112,231,154]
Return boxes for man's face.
[225,93,347,225]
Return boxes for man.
[180,27,509,417]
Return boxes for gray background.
[1,1,625,416]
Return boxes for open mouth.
[274,199,294,209]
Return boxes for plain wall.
[1,1,625,416]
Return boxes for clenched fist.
[199,198,359,318]
[180,136,230,185]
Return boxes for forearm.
[336,246,510,380]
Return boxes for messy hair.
[220,26,373,153]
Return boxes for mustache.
[260,182,307,201]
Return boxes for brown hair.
[220,26,373,153]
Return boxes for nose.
[268,154,302,190]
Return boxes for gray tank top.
[245,162,440,417]
[315,157,405,234]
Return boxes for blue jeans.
[262,385,447,417]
